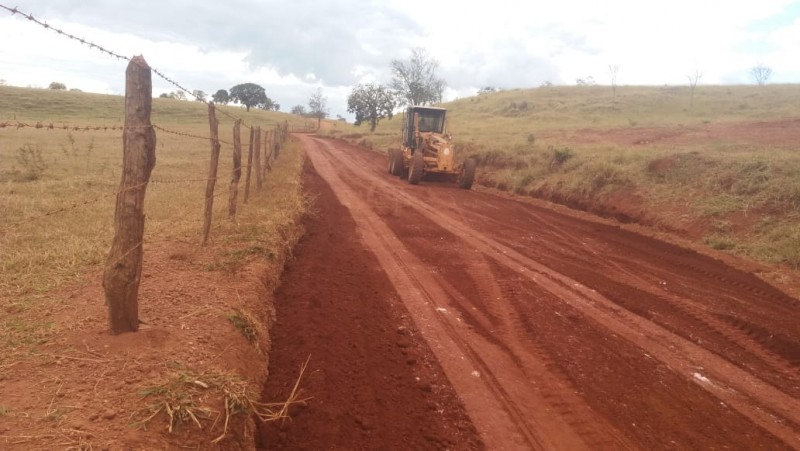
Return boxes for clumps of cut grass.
[205,245,276,272]
[228,309,258,343]
[705,234,738,251]
[132,359,311,444]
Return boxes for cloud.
[14,0,421,86]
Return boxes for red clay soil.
[282,134,800,450]
[256,162,482,450]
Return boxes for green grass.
[323,84,800,268]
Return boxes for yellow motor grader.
[387,106,476,189]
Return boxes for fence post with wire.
[103,55,156,335]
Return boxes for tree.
[0,79,7,86]
[159,91,185,100]
[48,81,66,90]
[576,76,596,86]
[478,86,497,95]
[687,66,702,109]
[347,83,396,132]
[308,88,328,126]
[750,62,772,86]
[229,83,267,111]
[212,89,229,105]
[258,96,280,111]
[609,64,620,105]
[390,48,446,106]
[291,105,307,116]
[192,89,207,102]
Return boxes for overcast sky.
[1,0,798,119]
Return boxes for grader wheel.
[390,149,405,176]
[408,151,425,185]
[457,158,477,189]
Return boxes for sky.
[1,0,799,119]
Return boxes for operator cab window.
[417,111,445,133]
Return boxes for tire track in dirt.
[301,135,800,448]
[460,202,800,393]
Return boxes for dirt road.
[265,135,800,450]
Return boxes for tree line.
[342,48,446,132]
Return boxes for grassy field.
[323,84,800,268]
[0,85,309,340]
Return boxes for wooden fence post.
[254,126,263,190]
[228,119,242,219]
[262,129,271,177]
[265,129,274,172]
[201,103,221,245]
[244,126,254,203]
[103,55,156,335]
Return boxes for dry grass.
[0,86,305,286]
[133,357,310,444]
[323,84,800,267]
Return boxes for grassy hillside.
[324,84,800,268]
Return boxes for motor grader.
[387,106,476,189]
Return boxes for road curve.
[299,134,800,450]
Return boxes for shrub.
[15,144,47,181]
[548,145,573,168]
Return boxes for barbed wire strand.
[2,159,255,231]
[0,4,254,130]
[0,120,236,146]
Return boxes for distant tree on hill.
[291,105,307,116]
[0,79,7,86]
[477,86,497,95]
[48,82,66,90]
[159,91,187,100]
[258,96,280,111]
[212,89,229,105]
[687,66,702,109]
[229,83,267,111]
[609,64,620,105]
[347,83,396,132]
[390,48,446,106]
[750,62,772,86]
[576,76,596,86]
[308,88,328,126]
[192,90,207,102]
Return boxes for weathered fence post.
[228,119,242,219]
[201,103,221,245]
[244,126,255,203]
[262,129,271,177]
[265,129,274,172]
[254,126,263,190]
[103,55,156,335]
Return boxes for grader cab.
[387,106,476,189]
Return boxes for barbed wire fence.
[0,4,292,334]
